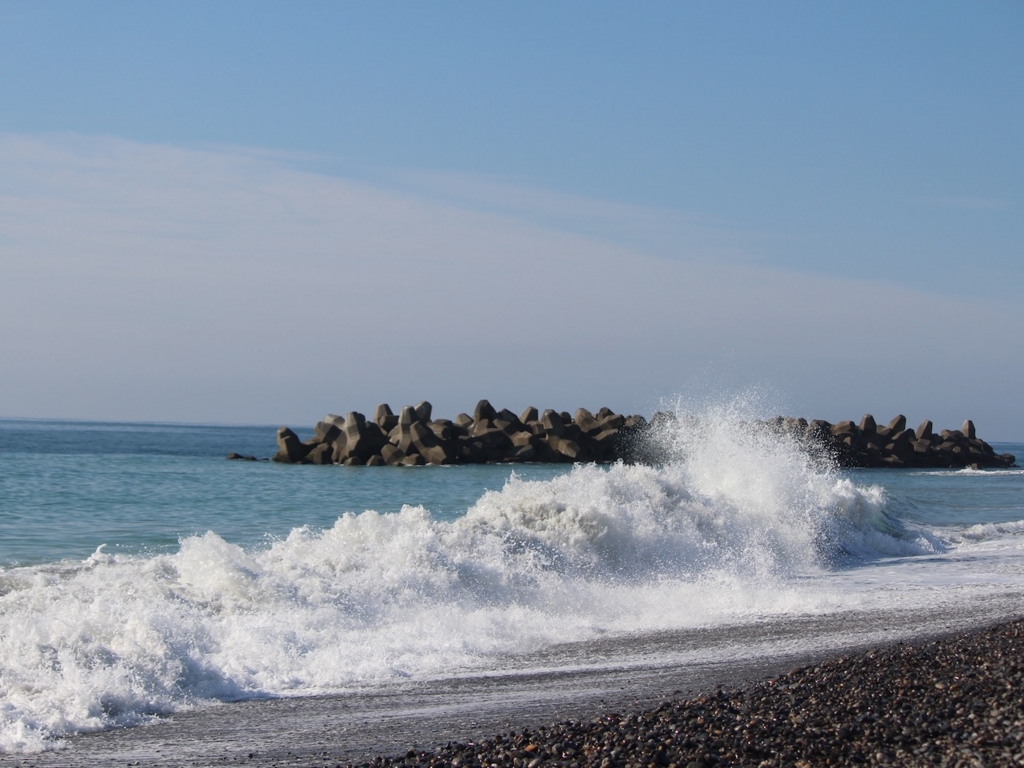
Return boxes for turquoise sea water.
[0,417,1022,753]
[2,419,1020,567]
[0,420,571,567]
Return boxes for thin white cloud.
[379,167,786,264]
[0,134,1021,436]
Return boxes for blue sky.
[1,2,1022,436]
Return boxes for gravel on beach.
[350,619,1024,768]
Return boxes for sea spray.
[0,413,974,752]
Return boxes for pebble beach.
[356,618,1024,768]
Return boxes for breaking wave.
[0,413,951,752]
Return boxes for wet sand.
[2,597,1021,768]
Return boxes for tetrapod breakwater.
[229,401,1016,469]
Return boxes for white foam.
[946,519,1024,543]
[0,414,1020,753]
[910,468,1024,477]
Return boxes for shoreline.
[361,616,1024,768]
[3,602,1021,767]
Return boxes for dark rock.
[548,435,583,462]
[508,444,538,462]
[415,426,456,465]
[257,408,1011,471]
[472,427,513,452]
[541,409,566,438]
[970,437,993,455]
[374,404,398,432]
[890,428,915,447]
[511,431,537,448]
[562,422,585,444]
[624,414,647,429]
[806,419,832,442]
[574,408,603,437]
[532,439,558,463]
[273,427,313,463]
[471,417,495,437]
[394,421,455,465]
[329,431,350,463]
[394,419,419,455]
[592,429,621,461]
[495,408,519,425]
[887,414,907,433]
[335,411,388,463]
[494,413,524,437]
[831,420,857,437]
[314,421,342,443]
[598,412,625,431]
[912,438,933,455]
[457,436,486,463]
[428,419,454,441]
[473,399,497,424]
[363,422,390,453]
[380,444,406,466]
[307,443,334,465]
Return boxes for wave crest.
[0,413,948,752]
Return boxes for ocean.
[0,416,1022,756]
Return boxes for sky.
[1,2,1022,437]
